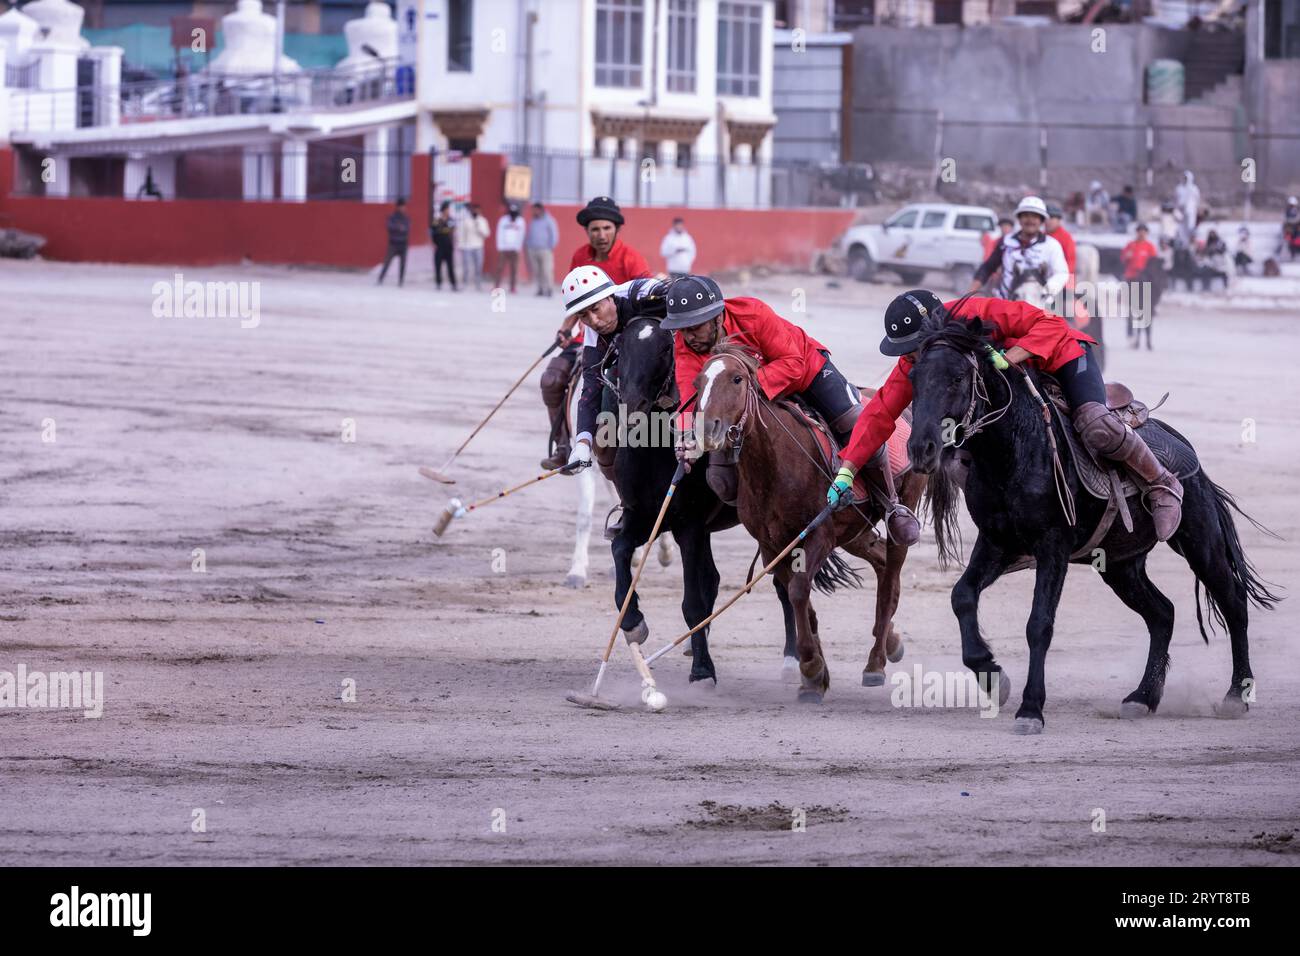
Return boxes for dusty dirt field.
[1,257,1296,866]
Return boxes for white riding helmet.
[1014,195,1049,221]
[561,265,617,318]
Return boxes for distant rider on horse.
[663,275,920,546]
[827,290,1184,540]
[971,195,1069,302]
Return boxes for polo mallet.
[643,500,842,666]
[419,340,560,484]
[566,462,687,712]
[433,465,570,537]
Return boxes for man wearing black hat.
[539,196,653,471]
[663,275,920,545]
[827,290,1182,541]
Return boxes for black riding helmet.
[881,289,946,356]
[661,275,725,331]
[576,196,624,228]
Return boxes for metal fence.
[851,107,1300,200]
[502,145,871,209]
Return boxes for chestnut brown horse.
[692,344,927,702]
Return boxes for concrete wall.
[0,148,432,265]
[847,23,1268,195]
[1245,0,1300,193]
[772,33,848,164]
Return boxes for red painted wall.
[0,148,852,274]
[0,148,431,267]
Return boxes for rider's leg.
[801,355,919,545]
[539,348,577,469]
[1062,345,1183,540]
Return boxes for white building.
[1,0,415,201]
[414,0,777,206]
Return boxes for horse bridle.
[937,349,1013,448]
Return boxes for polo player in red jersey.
[539,196,652,470]
[827,290,1183,540]
[663,274,920,545]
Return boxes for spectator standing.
[1121,224,1162,350]
[430,200,458,291]
[524,202,559,296]
[377,197,409,287]
[456,202,490,290]
[659,217,697,277]
[494,203,526,293]
[1174,171,1201,246]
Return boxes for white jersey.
[989,232,1069,299]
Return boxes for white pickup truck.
[832,203,998,289]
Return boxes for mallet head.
[433,497,463,537]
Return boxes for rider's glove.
[827,465,856,507]
[986,346,1010,371]
[560,441,592,475]
[674,433,697,474]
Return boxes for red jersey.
[840,298,1097,470]
[1121,239,1159,280]
[675,298,827,423]
[568,238,651,284]
[1049,225,1077,283]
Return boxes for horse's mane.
[709,337,761,375]
[916,316,996,358]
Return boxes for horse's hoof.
[1012,717,1044,735]
[861,669,886,687]
[1216,694,1249,719]
[682,644,693,657]
[657,540,674,568]
[886,639,904,663]
[1120,700,1152,719]
[796,687,825,704]
[689,670,717,686]
[564,573,585,590]
[624,619,649,645]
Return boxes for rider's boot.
[1074,402,1183,541]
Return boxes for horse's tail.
[1193,477,1282,643]
[921,464,965,569]
[812,549,863,595]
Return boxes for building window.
[1264,0,1300,59]
[448,0,473,73]
[596,0,645,88]
[676,142,693,169]
[717,1,762,97]
[666,0,697,93]
[933,0,963,25]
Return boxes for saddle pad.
[1061,414,1200,501]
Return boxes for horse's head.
[611,317,677,416]
[692,344,759,452]
[906,317,992,474]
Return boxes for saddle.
[778,386,912,503]
[1038,375,1199,559]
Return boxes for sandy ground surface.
[1,256,1297,866]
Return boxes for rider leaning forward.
[663,275,921,546]
[827,290,1184,541]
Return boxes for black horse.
[603,315,798,683]
[908,317,1279,733]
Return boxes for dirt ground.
[1,256,1296,866]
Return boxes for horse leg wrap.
[1074,402,1184,540]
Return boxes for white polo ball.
[645,690,668,712]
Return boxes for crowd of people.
[374,196,698,294]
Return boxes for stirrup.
[603,505,624,542]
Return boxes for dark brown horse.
[692,344,927,702]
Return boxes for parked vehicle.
[831,203,998,289]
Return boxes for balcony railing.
[7,58,410,134]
